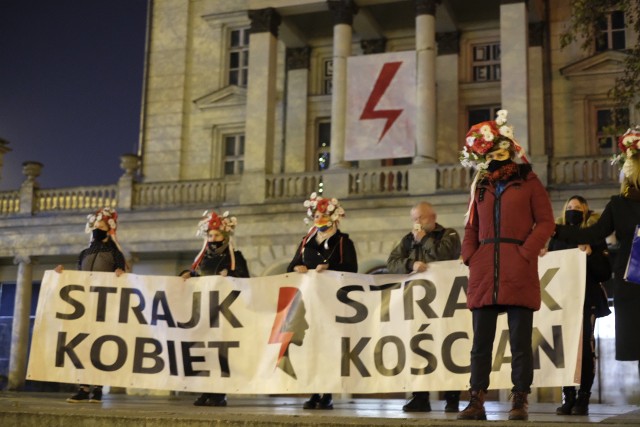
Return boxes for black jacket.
[287,229,358,273]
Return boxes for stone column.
[284,47,310,173]
[415,0,440,164]
[19,161,43,215]
[436,31,460,164]
[500,0,530,152]
[8,255,33,390]
[0,138,12,182]
[328,0,358,170]
[240,8,281,204]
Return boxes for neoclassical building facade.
[0,0,638,402]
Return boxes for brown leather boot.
[457,389,487,420]
[508,391,529,421]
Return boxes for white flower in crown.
[498,139,512,150]
[499,125,514,140]
[480,125,494,142]
[309,192,317,200]
[466,136,475,146]
[303,200,311,208]
[495,109,508,126]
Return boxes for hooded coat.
[462,165,555,310]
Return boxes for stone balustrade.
[132,179,228,208]
[265,172,323,200]
[0,156,623,216]
[349,166,410,195]
[550,156,621,186]
[0,191,20,216]
[33,186,117,213]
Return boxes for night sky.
[0,0,148,190]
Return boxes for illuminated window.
[317,122,331,171]
[224,134,245,175]
[596,11,625,52]
[229,28,250,87]
[471,42,500,82]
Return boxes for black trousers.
[469,305,534,393]
[578,308,597,392]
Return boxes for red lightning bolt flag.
[359,61,404,143]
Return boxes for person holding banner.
[387,201,462,413]
[180,209,249,407]
[55,207,126,403]
[288,192,358,410]
[554,126,640,381]
[545,195,611,416]
[457,110,555,421]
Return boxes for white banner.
[345,51,416,161]
[27,249,585,394]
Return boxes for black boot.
[555,387,576,415]
[571,390,591,415]
[444,390,460,413]
[303,393,321,409]
[402,391,431,412]
[318,393,333,410]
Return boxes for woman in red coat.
[457,110,555,421]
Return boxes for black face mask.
[487,158,513,172]
[565,210,584,226]
[208,241,224,251]
[92,228,108,241]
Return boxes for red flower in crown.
[466,121,500,155]
[208,214,222,230]
[316,198,330,214]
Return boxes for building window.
[228,27,249,87]
[322,59,333,94]
[597,108,629,155]
[471,42,500,82]
[468,105,502,129]
[596,11,625,52]
[224,134,245,175]
[317,121,331,172]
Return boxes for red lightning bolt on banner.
[269,287,298,365]
[359,61,404,143]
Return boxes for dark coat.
[555,194,640,361]
[548,212,611,317]
[287,229,358,273]
[462,165,555,310]
[387,223,461,273]
[197,247,250,278]
[78,238,125,272]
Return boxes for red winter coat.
[462,165,555,310]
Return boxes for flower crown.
[196,210,237,238]
[459,109,526,169]
[613,126,640,166]
[85,207,118,234]
[302,192,345,225]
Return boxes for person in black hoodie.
[545,195,611,416]
[288,192,357,409]
[181,209,249,406]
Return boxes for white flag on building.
[345,51,416,161]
